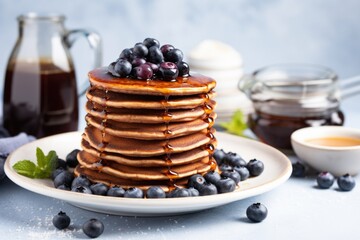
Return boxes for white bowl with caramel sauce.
[291,126,360,176]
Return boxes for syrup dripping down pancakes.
[75,67,217,192]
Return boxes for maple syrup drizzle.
[202,92,217,170]
[97,89,110,171]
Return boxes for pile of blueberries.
[108,38,190,81]
[52,149,264,199]
[292,162,356,191]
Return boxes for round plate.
[5,131,291,216]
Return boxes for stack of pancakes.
[75,67,217,192]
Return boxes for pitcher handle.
[64,29,102,96]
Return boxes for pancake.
[89,67,216,96]
[85,113,216,140]
[81,139,209,167]
[86,88,216,109]
[86,101,211,123]
[77,150,213,181]
[83,126,216,157]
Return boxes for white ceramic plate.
[5,131,291,216]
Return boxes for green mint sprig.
[13,147,58,179]
[220,110,248,136]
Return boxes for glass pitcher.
[3,13,102,138]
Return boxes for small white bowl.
[291,126,360,176]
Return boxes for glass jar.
[239,64,344,149]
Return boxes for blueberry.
[215,177,236,193]
[107,62,120,77]
[224,152,246,167]
[213,149,227,165]
[56,184,70,191]
[168,188,191,198]
[316,172,335,189]
[160,44,175,55]
[54,171,74,188]
[177,61,190,77]
[136,64,153,80]
[71,175,91,188]
[146,186,166,198]
[82,218,104,238]
[90,183,109,196]
[145,62,159,74]
[71,185,92,194]
[219,163,233,172]
[197,182,218,196]
[115,59,132,77]
[246,203,268,222]
[292,162,306,177]
[107,186,125,197]
[233,166,250,181]
[143,38,160,49]
[57,158,67,170]
[0,157,5,181]
[159,62,179,80]
[124,187,144,198]
[119,48,134,61]
[164,48,183,63]
[204,171,221,184]
[247,159,264,176]
[221,170,240,184]
[148,46,164,64]
[51,168,65,181]
[187,174,206,189]
[52,211,71,230]
[133,43,148,58]
[337,174,356,191]
[66,149,80,168]
[131,58,146,67]
[188,187,199,197]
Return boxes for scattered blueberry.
[197,182,218,196]
[119,48,134,61]
[57,158,67,170]
[52,211,71,230]
[90,183,109,196]
[224,152,246,167]
[65,149,80,168]
[107,186,125,197]
[133,43,148,58]
[221,170,241,184]
[114,59,132,77]
[51,168,65,181]
[53,171,74,188]
[233,166,250,181]
[71,175,91,188]
[168,188,191,198]
[188,174,206,189]
[56,184,70,191]
[146,186,166,198]
[177,61,190,76]
[187,187,200,197]
[160,44,175,55]
[213,149,227,165]
[247,159,264,176]
[337,174,356,191]
[145,62,159,74]
[148,46,164,64]
[164,48,183,63]
[143,38,160,49]
[215,177,236,193]
[71,185,92,194]
[246,203,268,222]
[292,162,306,177]
[204,171,221,184]
[316,172,335,189]
[124,187,144,198]
[82,218,104,238]
[219,163,233,172]
[131,58,146,67]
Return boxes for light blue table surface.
[1,94,360,240]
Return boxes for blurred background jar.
[239,64,344,149]
[3,13,101,138]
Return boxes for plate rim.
[4,131,292,216]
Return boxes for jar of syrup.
[239,64,344,149]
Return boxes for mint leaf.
[13,160,37,178]
[13,147,59,179]
[220,110,248,136]
[36,147,46,169]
